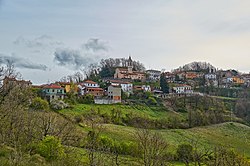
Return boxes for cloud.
[0,54,48,71]
[54,49,94,70]
[13,35,63,48]
[83,38,109,52]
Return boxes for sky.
[1,0,250,84]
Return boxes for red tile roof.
[110,80,131,84]
[84,80,98,84]
[43,84,63,89]
[86,87,104,91]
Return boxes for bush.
[79,94,94,104]
[147,96,157,105]
[176,143,193,164]
[50,100,69,110]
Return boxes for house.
[172,84,193,94]
[232,76,244,84]
[108,85,121,103]
[109,80,133,94]
[41,84,65,102]
[55,82,78,93]
[133,85,151,92]
[85,87,104,97]
[185,72,199,79]
[114,56,146,81]
[165,72,176,83]
[3,77,32,88]
[78,80,103,97]
[142,85,151,92]
[205,73,217,80]
[83,80,100,88]
[242,73,250,87]
[146,70,161,81]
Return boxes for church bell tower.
[128,56,133,73]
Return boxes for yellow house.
[233,77,245,84]
[56,82,78,93]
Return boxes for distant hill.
[174,61,216,72]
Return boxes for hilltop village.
[2,57,250,165]
[4,56,250,104]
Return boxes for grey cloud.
[13,35,63,48]
[83,38,108,52]
[0,54,48,71]
[54,49,94,70]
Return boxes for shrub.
[50,100,69,110]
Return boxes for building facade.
[41,84,65,102]
[108,85,121,103]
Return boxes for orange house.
[86,87,104,97]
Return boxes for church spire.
[128,56,133,73]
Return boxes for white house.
[146,70,161,80]
[83,80,99,88]
[172,84,193,94]
[205,73,217,80]
[109,80,133,94]
[142,85,151,92]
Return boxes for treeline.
[60,57,145,83]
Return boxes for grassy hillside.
[103,122,250,158]
[60,104,250,159]
[60,103,181,119]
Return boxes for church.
[114,56,146,81]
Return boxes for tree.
[160,73,169,93]
[205,146,250,166]
[176,143,193,166]
[37,135,65,161]
[134,128,168,166]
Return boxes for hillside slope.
[102,122,250,157]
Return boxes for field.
[60,104,250,159]
[103,122,250,157]
[60,103,185,120]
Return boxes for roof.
[110,80,131,84]
[43,84,63,89]
[109,85,121,88]
[146,70,161,73]
[55,82,72,85]
[116,67,128,71]
[86,87,103,91]
[83,80,98,84]
[173,84,191,87]
[4,76,32,84]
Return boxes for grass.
[60,103,184,120]
[101,122,250,158]
[60,103,250,162]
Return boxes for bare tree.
[134,128,168,166]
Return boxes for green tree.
[37,135,65,161]
[160,73,169,93]
[30,97,49,111]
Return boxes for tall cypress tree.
[160,73,169,93]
